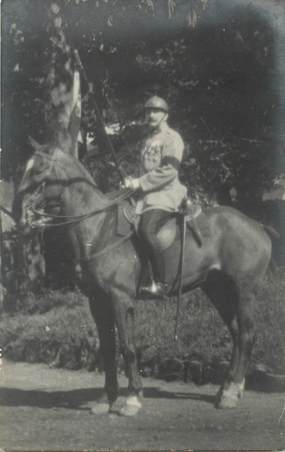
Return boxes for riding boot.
[139,250,168,299]
[138,209,170,299]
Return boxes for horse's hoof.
[216,380,245,409]
[216,394,238,409]
[90,402,110,415]
[119,404,141,416]
[119,395,142,417]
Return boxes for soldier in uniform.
[124,96,187,297]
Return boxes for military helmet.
[144,96,169,113]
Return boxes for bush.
[13,288,85,314]
[1,290,98,370]
[1,269,284,380]
[252,268,285,373]
[136,290,230,363]
[135,269,285,377]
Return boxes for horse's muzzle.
[12,193,45,232]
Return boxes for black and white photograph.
[1,0,285,449]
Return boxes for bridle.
[26,150,135,229]
[30,185,135,228]
[21,150,136,261]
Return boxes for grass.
[0,269,284,380]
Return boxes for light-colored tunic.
[136,123,187,214]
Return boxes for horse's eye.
[29,163,44,178]
[29,166,39,176]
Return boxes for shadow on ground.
[0,386,215,410]
[1,371,284,411]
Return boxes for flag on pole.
[68,69,82,158]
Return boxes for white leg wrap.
[119,395,142,416]
[223,379,245,399]
[126,395,142,408]
[217,378,246,408]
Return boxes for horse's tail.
[260,224,280,273]
[261,224,280,240]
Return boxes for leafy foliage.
[1,269,285,378]
[2,0,284,212]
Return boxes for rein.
[30,187,135,259]
[24,150,136,259]
[30,186,135,228]
[27,149,135,228]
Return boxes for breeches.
[139,209,171,282]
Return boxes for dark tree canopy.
[2,0,285,215]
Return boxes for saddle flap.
[124,204,138,226]
[117,202,138,236]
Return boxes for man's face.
[145,108,168,129]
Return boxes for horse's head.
[13,143,67,229]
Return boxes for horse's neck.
[61,157,106,214]
[62,166,115,261]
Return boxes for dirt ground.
[0,360,284,450]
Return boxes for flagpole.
[73,49,126,182]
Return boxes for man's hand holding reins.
[122,176,140,190]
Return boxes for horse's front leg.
[88,294,119,414]
[112,290,143,416]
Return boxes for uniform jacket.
[136,122,187,214]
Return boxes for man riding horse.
[124,95,187,297]
[14,109,273,412]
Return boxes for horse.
[13,142,272,416]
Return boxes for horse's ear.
[28,136,42,152]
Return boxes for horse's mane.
[29,136,107,201]
[61,151,98,188]
[50,146,107,201]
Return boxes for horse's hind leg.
[204,273,257,408]
[218,285,255,408]
[202,271,242,408]
[88,295,119,414]
[112,293,143,416]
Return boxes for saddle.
[116,198,202,251]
